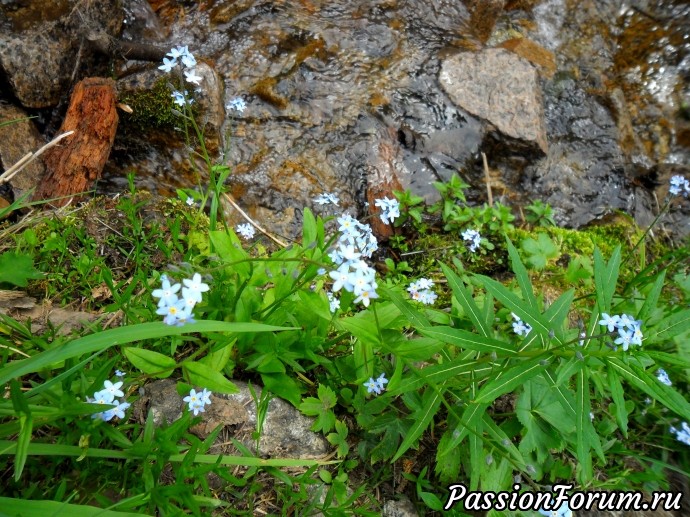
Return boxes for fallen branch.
[0,131,74,185]
[222,192,288,247]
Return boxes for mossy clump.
[119,77,190,132]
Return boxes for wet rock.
[521,76,628,228]
[0,103,45,194]
[439,48,548,154]
[135,379,330,459]
[0,0,123,108]
[383,496,419,517]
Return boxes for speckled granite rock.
[439,48,548,154]
[134,378,330,459]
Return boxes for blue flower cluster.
[407,278,437,305]
[152,273,209,326]
[656,368,672,386]
[226,96,247,113]
[86,377,130,422]
[183,388,212,416]
[236,223,256,240]
[598,313,643,351]
[159,45,203,107]
[671,421,690,446]
[327,214,379,307]
[374,196,400,225]
[670,175,690,197]
[314,192,339,206]
[511,312,532,337]
[462,228,482,252]
[363,373,388,395]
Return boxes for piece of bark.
[366,137,403,242]
[33,77,118,207]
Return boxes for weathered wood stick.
[33,78,118,207]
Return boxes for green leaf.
[440,263,492,336]
[0,497,149,517]
[593,246,621,312]
[123,347,176,377]
[9,380,31,481]
[606,358,690,421]
[388,356,492,396]
[299,384,337,433]
[505,238,538,312]
[637,270,666,322]
[0,321,295,385]
[474,357,548,404]
[209,230,250,275]
[380,286,430,329]
[182,361,239,394]
[607,366,628,437]
[648,309,690,341]
[302,207,318,246]
[261,373,302,406]
[520,233,559,270]
[0,253,42,287]
[575,369,593,483]
[418,327,517,356]
[391,388,443,462]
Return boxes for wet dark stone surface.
[0,0,689,237]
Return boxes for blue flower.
[461,229,481,252]
[184,388,212,416]
[158,56,177,73]
[598,313,620,333]
[374,197,400,225]
[669,175,690,197]
[656,368,672,386]
[671,422,690,446]
[226,97,247,113]
[236,223,255,240]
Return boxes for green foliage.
[2,74,689,516]
[0,252,42,287]
[520,232,560,270]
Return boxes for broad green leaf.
[520,233,559,270]
[606,358,690,421]
[637,270,666,322]
[0,321,295,385]
[0,497,148,517]
[648,309,690,341]
[10,381,31,481]
[380,286,430,329]
[474,357,548,404]
[299,384,337,433]
[200,338,235,372]
[0,252,42,287]
[440,263,492,336]
[475,275,562,346]
[391,388,443,462]
[124,347,176,377]
[505,238,538,311]
[209,230,250,275]
[182,361,239,394]
[516,377,567,464]
[418,327,517,356]
[302,207,318,246]
[575,369,594,483]
[388,355,493,396]
[593,246,621,311]
[607,366,628,437]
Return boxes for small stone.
[439,48,548,154]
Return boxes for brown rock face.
[439,48,548,154]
